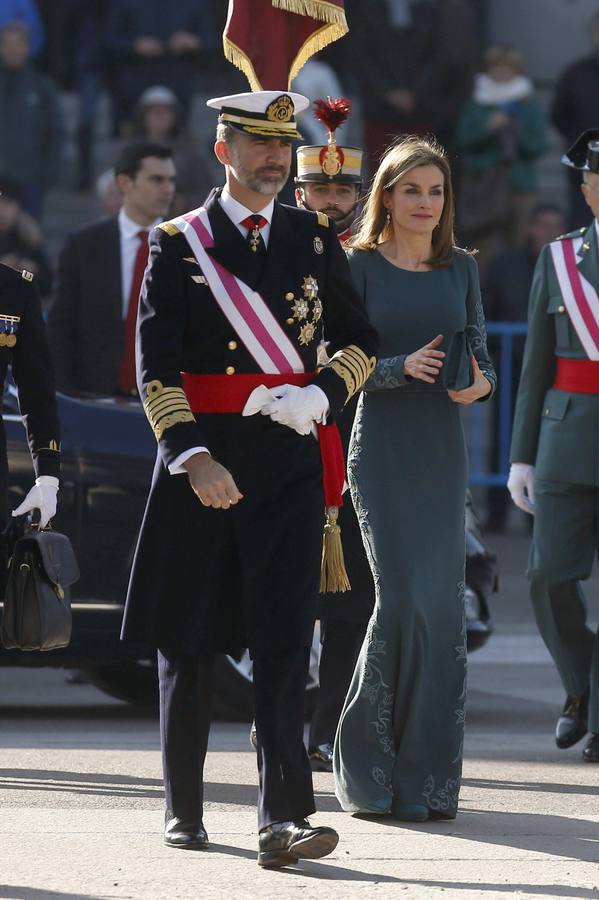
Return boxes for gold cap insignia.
[320,143,344,178]
[266,94,294,124]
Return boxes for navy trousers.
[309,618,367,748]
[158,645,315,831]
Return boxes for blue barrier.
[468,322,528,487]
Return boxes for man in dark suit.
[47,142,175,396]
[120,90,378,867]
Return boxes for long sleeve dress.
[333,247,496,819]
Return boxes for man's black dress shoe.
[258,818,339,868]
[582,733,599,762]
[555,692,588,748]
[164,813,209,850]
[308,743,333,772]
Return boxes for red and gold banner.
[224,0,347,91]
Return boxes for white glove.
[507,463,535,515]
[242,385,277,417]
[263,384,329,434]
[12,475,59,528]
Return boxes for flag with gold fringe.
[224,0,347,91]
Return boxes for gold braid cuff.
[157,221,180,237]
[325,344,376,403]
[143,380,195,441]
[37,440,60,452]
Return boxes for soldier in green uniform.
[509,129,599,763]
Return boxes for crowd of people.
[0,1,597,529]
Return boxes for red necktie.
[240,214,267,255]
[118,229,149,395]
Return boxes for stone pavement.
[0,530,598,899]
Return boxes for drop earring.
[385,211,391,224]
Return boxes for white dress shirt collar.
[219,187,274,247]
[219,187,274,226]
[118,207,160,239]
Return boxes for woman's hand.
[403,334,445,383]
[447,356,491,404]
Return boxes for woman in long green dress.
[333,137,497,822]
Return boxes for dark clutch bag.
[1,518,79,651]
[442,331,474,391]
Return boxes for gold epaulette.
[316,211,330,228]
[21,269,34,282]
[143,379,195,440]
[325,344,376,403]
[157,221,180,237]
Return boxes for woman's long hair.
[351,135,456,268]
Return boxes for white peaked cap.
[207,91,309,139]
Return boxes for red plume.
[313,97,352,134]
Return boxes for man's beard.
[320,206,345,221]
[300,197,359,235]
[246,170,289,195]
[231,156,289,195]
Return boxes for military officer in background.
[294,99,375,771]
[295,97,363,244]
[121,91,378,866]
[509,129,599,763]
[0,263,60,534]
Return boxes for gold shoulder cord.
[143,380,195,440]
[325,344,376,403]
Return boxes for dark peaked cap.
[562,129,599,172]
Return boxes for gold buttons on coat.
[558,305,565,313]
[226,366,235,375]
[285,292,295,301]
[286,317,294,325]
[228,340,238,350]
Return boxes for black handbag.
[1,518,79,651]
[442,332,474,391]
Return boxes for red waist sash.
[553,357,599,394]
[181,372,345,508]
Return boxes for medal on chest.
[0,314,20,347]
[286,275,323,346]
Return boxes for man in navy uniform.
[509,130,599,762]
[121,90,378,866]
[0,263,60,530]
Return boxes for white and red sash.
[550,236,599,361]
[170,207,305,375]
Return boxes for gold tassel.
[273,0,348,27]
[287,22,348,86]
[320,506,351,593]
[222,36,263,90]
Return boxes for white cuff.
[35,475,59,488]
[168,447,210,475]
